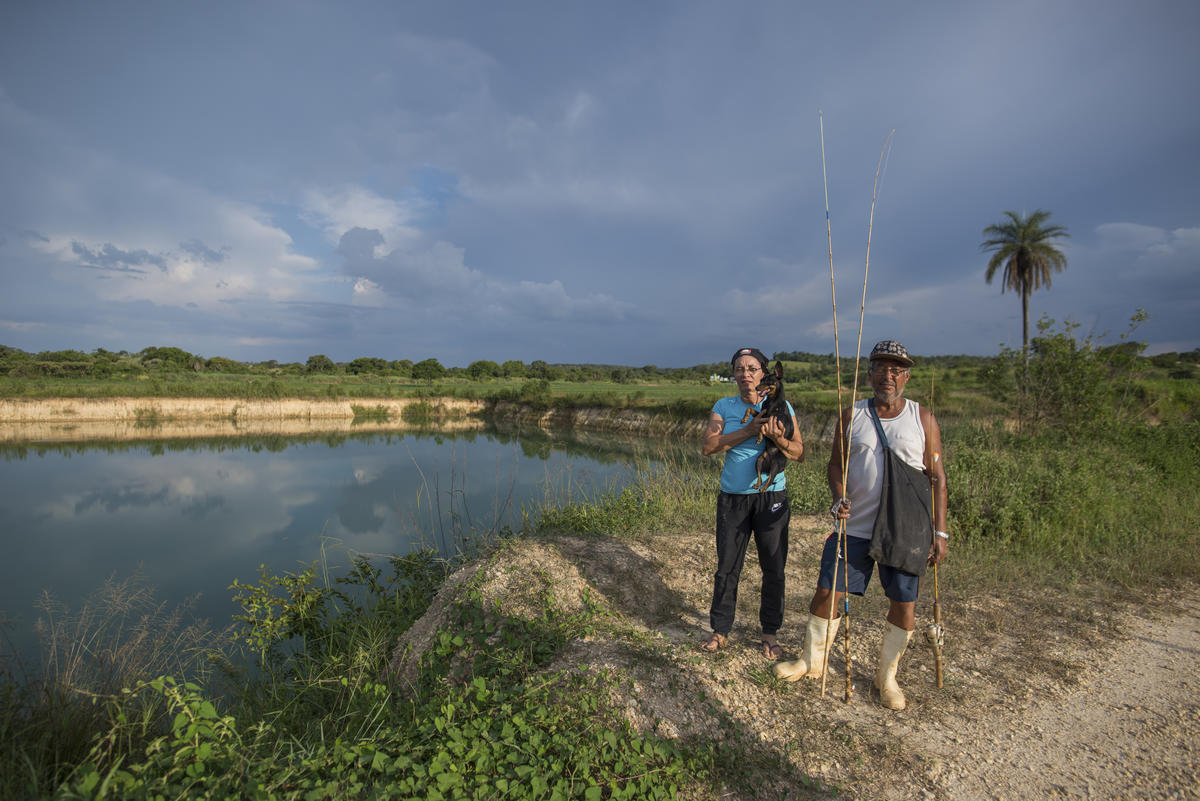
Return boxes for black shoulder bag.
[865,399,934,577]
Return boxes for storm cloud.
[0,0,1196,363]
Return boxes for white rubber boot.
[774,614,841,681]
[874,622,913,710]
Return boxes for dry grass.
[1,572,231,798]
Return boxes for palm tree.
[980,209,1070,362]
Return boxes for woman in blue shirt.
[701,347,804,658]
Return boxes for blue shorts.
[817,532,920,603]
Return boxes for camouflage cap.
[869,340,914,367]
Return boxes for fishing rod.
[818,117,895,702]
[924,368,945,688]
[836,128,893,703]
[817,111,849,701]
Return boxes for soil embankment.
[0,397,488,443]
[488,400,704,438]
[0,396,840,445]
[488,400,837,442]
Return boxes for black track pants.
[709,491,790,636]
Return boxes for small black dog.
[739,361,794,492]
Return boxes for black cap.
[731,347,769,369]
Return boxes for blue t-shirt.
[711,394,795,494]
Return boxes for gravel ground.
[910,589,1200,801]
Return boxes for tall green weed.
[535,443,829,538]
[945,421,1200,589]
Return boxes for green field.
[3,339,1197,425]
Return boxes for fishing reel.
[923,622,944,649]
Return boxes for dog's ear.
[774,361,784,379]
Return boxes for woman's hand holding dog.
[736,411,765,440]
[759,414,788,442]
[754,411,804,461]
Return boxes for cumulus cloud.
[71,241,167,273]
[1084,222,1199,283]
[0,320,45,332]
[2,88,330,326]
[31,203,320,310]
[330,192,633,324]
[493,279,632,323]
[180,239,228,263]
[300,185,423,247]
[728,262,830,317]
[350,276,387,307]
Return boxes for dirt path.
[911,589,1200,801]
[637,517,1200,799]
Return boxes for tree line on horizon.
[0,344,733,383]
[2,341,1197,385]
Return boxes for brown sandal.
[700,632,728,652]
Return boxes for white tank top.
[842,398,926,539]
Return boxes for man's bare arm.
[922,406,949,564]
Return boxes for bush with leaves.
[982,310,1150,431]
[412,358,447,381]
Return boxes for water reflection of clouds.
[73,484,171,514]
[39,453,292,542]
[171,475,198,497]
[2,432,644,643]
[180,494,228,520]
[335,490,387,535]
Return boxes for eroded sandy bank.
[0,396,836,444]
[0,397,487,443]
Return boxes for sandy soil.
[914,592,1199,800]
[0,397,487,442]
[0,397,708,442]
[391,515,1200,800]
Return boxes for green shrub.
[7,361,94,378]
[350,404,391,421]
[520,379,551,403]
[401,401,435,422]
[983,311,1151,431]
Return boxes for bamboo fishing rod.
[817,111,848,701]
[819,118,895,703]
[926,368,945,688]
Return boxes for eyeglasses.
[870,365,909,377]
[733,366,762,374]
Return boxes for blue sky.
[1,0,1196,367]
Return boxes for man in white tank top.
[776,340,949,710]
